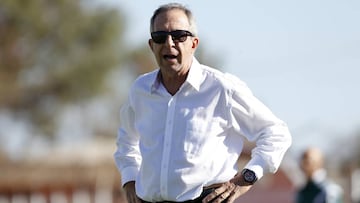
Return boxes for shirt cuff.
[121,166,139,186]
[244,155,267,180]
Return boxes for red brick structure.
[0,139,296,203]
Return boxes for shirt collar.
[150,57,203,93]
[186,57,202,92]
[311,168,327,184]
[150,70,162,93]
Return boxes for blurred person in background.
[114,2,292,203]
[295,147,344,203]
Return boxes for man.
[295,147,344,203]
[114,3,292,203]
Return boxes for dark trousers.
[140,188,217,203]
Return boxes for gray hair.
[150,3,198,36]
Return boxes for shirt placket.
[160,95,177,198]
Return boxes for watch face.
[242,169,257,183]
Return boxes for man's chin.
[160,65,185,76]
[162,58,179,66]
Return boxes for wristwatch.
[241,169,258,184]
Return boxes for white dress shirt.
[114,58,291,202]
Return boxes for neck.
[160,59,193,95]
[161,73,188,95]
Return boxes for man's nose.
[164,35,175,46]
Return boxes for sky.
[101,0,360,154]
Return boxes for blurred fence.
[1,140,357,203]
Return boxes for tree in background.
[0,0,124,139]
[0,0,221,159]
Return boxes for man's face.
[148,9,199,78]
[300,149,323,178]
[300,154,315,178]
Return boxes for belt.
[140,185,219,203]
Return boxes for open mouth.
[163,54,177,60]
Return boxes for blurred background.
[0,0,359,203]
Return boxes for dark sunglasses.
[151,30,194,44]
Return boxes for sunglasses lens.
[151,32,167,43]
[171,30,188,42]
[151,30,193,44]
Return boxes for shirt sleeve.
[227,75,292,179]
[114,98,142,186]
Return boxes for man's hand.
[123,181,141,203]
[202,174,253,203]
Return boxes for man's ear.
[192,37,199,49]
[148,39,154,51]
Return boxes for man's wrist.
[241,169,258,184]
